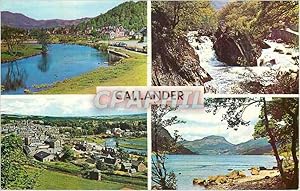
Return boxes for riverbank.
[39,48,146,94]
[1,44,42,63]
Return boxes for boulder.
[215,176,228,185]
[251,167,260,175]
[228,170,245,179]
[207,175,218,182]
[193,178,205,185]
[213,30,260,66]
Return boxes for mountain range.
[1,11,89,29]
[181,135,272,155]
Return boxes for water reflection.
[2,62,27,91]
[37,54,50,72]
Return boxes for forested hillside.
[218,1,299,41]
[76,1,146,31]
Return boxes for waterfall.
[187,31,299,94]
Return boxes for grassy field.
[118,137,147,150]
[1,44,42,63]
[28,167,146,190]
[39,48,147,94]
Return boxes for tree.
[96,160,108,171]
[1,134,37,189]
[61,146,74,162]
[205,98,298,188]
[31,29,50,54]
[151,105,184,190]
[254,98,298,188]
[1,26,26,55]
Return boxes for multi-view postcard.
[1,0,299,191]
[152,1,299,94]
[1,0,147,94]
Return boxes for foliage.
[218,1,299,42]
[205,98,299,188]
[31,29,50,54]
[1,134,37,189]
[96,161,109,171]
[1,26,27,55]
[61,146,75,162]
[152,1,217,35]
[151,105,185,190]
[76,1,146,32]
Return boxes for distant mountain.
[1,11,89,29]
[182,135,272,155]
[182,135,235,155]
[235,138,272,155]
[76,1,147,31]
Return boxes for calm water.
[160,155,277,190]
[1,44,108,94]
[105,137,147,155]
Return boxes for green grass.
[28,167,146,190]
[42,161,82,174]
[1,44,42,62]
[75,136,106,144]
[118,137,147,150]
[39,48,147,94]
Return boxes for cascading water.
[188,31,299,94]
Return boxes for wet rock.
[270,59,276,65]
[208,175,218,182]
[251,167,260,175]
[213,30,260,66]
[259,167,267,170]
[274,48,284,54]
[152,8,212,86]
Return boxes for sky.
[164,104,262,145]
[1,95,146,117]
[1,0,126,20]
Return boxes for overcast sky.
[1,0,125,20]
[1,95,146,117]
[164,104,262,145]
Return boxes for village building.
[89,169,102,181]
[132,161,147,172]
[34,151,55,162]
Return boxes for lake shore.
[206,170,282,190]
[1,44,42,63]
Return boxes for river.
[187,31,299,93]
[162,154,277,190]
[1,44,108,94]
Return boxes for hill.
[182,136,272,155]
[76,1,146,31]
[182,135,235,155]
[1,11,88,29]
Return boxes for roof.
[34,151,50,160]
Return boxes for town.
[1,114,148,189]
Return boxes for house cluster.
[2,120,65,162]
[45,25,147,41]
[106,128,146,138]
[73,140,147,175]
